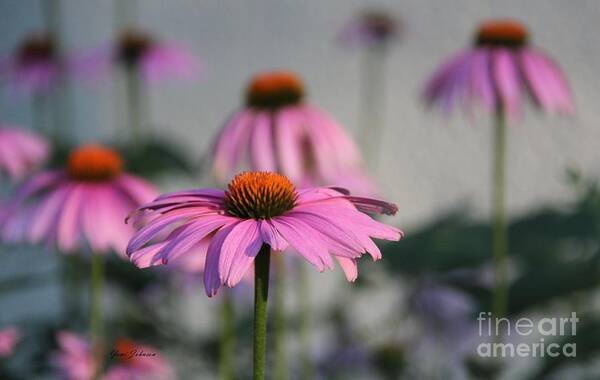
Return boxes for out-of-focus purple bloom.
[0,126,49,180]
[1,144,157,255]
[337,10,400,49]
[423,19,574,119]
[212,71,375,195]
[0,326,21,358]
[126,171,401,296]
[0,33,62,95]
[74,29,201,84]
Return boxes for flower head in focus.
[0,326,21,358]
[0,126,49,180]
[0,33,61,95]
[127,171,402,297]
[338,10,400,49]
[423,19,574,118]
[212,71,374,194]
[75,28,201,84]
[1,144,157,255]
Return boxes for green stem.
[90,254,105,379]
[492,109,508,321]
[253,244,271,380]
[273,255,287,380]
[297,262,313,380]
[359,45,387,171]
[219,291,235,380]
[125,67,143,142]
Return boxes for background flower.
[0,126,49,180]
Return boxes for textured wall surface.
[0,0,598,229]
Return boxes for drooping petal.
[492,48,522,119]
[249,112,277,172]
[336,257,359,282]
[204,222,239,296]
[259,219,289,251]
[469,48,496,111]
[219,219,263,287]
[520,48,574,114]
[212,111,255,182]
[275,108,305,181]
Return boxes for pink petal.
[492,48,522,119]
[219,219,263,287]
[249,112,277,172]
[204,222,239,297]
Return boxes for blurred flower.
[423,19,574,118]
[52,333,175,380]
[127,171,402,296]
[337,10,400,49]
[1,144,157,255]
[0,33,61,95]
[103,338,175,380]
[76,29,201,84]
[212,71,374,194]
[0,126,49,180]
[52,331,96,380]
[0,326,21,358]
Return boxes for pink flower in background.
[0,326,21,358]
[127,171,402,297]
[0,33,61,95]
[337,10,400,49]
[0,126,49,180]
[423,19,574,118]
[212,71,374,194]
[76,29,201,84]
[52,332,96,380]
[52,333,174,380]
[1,144,157,255]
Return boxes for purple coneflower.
[1,144,157,254]
[212,71,373,194]
[423,19,574,320]
[0,326,21,358]
[126,171,401,379]
[424,19,573,118]
[127,171,401,296]
[0,126,49,180]
[1,33,60,95]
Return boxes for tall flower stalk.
[253,245,271,380]
[423,19,574,321]
[491,108,507,319]
[90,253,104,378]
[338,10,400,170]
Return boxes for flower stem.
[273,255,287,380]
[90,253,105,379]
[125,67,143,142]
[253,244,271,380]
[219,291,235,380]
[297,262,313,380]
[492,108,508,321]
[359,45,387,171]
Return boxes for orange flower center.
[245,71,305,110]
[476,20,528,47]
[225,172,296,219]
[67,145,123,181]
[118,30,154,66]
[17,35,55,66]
